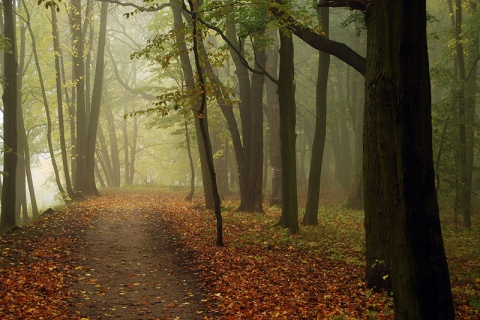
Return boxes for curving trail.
[69,192,208,319]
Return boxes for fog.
[0,0,476,226]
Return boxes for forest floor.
[0,188,479,319]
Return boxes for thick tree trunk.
[277,30,299,233]
[364,1,454,317]
[1,0,18,231]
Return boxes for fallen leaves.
[159,190,479,319]
[0,189,478,319]
[0,235,79,319]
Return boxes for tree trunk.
[453,0,474,228]
[51,4,77,200]
[277,30,299,233]
[188,0,223,246]
[225,18,251,211]
[105,104,121,187]
[16,19,28,223]
[304,8,329,225]
[122,106,131,185]
[127,114,138,185]
[364,1,454,317]
[197,39,242,198]
[346,94,364,209]
[346,35,365,210]
[71,0,89,196]
[170,0,215,208]
[85,1,109,196]
[96,126,114,186]
[264,32,282,206]
[1,0,18,231]
[184,118,195,201]
[24,0,67,201]
[245,46,266,212]
[296,128,308,193]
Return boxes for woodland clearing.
[0,189,478,319]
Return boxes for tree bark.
[1,0,18,231]
[304,8,330,226]
[85,1,109,196]
[71,0,89,196]
[277,30,299,233]
[364,1,454,317]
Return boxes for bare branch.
[96,0,170,12]
[106,43,157,100]
[318,0,369,12]
[270,5,366,76]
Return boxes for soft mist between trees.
[2,0,478,318]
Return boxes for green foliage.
[37,0,61,12]
[429,3,480,202]
[340,12,365,37]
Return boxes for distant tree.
[346,23,365,210]
[50,3,77,200]
[451,0,477,228]
[22,0,68,202]
[69,0,89,196]
[303,7,330,226]
[170,0,216,209]
[85,1,109,195]
[264,31,282,206]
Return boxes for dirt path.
[69,193,209,319]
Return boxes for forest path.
[69,192,208,319]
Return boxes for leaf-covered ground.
[0,189,479,319]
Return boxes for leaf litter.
[0,189,478,319]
